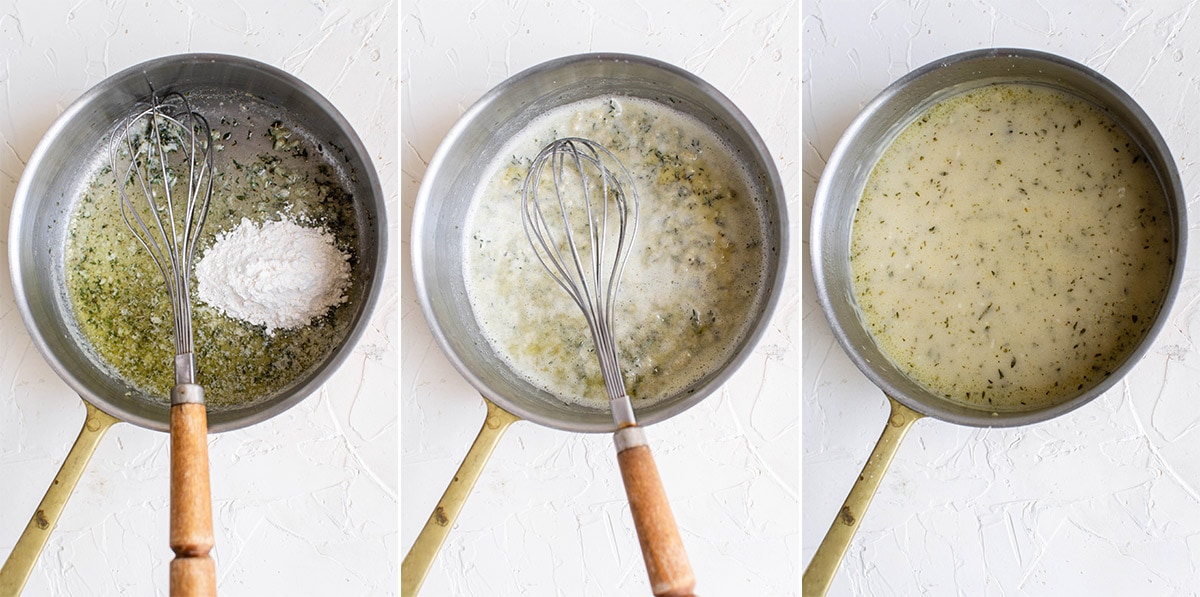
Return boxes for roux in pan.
[66,106,360,409]
[464,96,772,410]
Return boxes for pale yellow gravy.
[852,83,1174,410]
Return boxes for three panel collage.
[1,1,1197,595]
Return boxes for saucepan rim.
[810,47,1187,428]
[411,51,790,432]
[8,52,388,433]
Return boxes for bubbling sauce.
[465,96,771,410]
[851,83,1174,410]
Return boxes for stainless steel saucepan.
[405,53,789,595]
[806,48,1187,595]
[2,53,386,593]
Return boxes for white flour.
[196,217,351,334]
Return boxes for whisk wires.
[111,92,214,383]
[522,137,639,409]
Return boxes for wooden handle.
[170,557,216,597]
[614,427,695,597]
[0,401,119,596]
[169,400,215,597]
[802,396,924,597]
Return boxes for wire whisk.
[522,137,639,411]
[521,136,695,597]
[111,91,213,380]
[110,90,218,597]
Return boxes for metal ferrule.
[612,425,647,453]
[171,383,205,406]
[610,394,638,429]
[174,352,196,386]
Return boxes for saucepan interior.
[412,53,788,433]
[811,48,1186,427]
[9,53,386,433]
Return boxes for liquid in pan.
[464,96,774,410]
[64,99,362,409]
[851,83,1175,410]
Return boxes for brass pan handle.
[803,396,923,596]
[401,398,520,597]
[0,401,120,597]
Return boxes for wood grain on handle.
[614,427,695,597]
[169,400,215,597]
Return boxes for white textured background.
[0,2,398,595]
[805,1,1200,595]
[401,1,799,595]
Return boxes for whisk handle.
[614,426,696,597]
[169,388,216,597]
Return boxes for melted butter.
[65,114,360,410]
[851,83,1174,410]
[465,96,771,410]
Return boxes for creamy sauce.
[465,96,770,410]
[66,109,360,409]
[852,83,1173,410]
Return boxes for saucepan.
[1,53,386,593]
[805,48,1187,595]
[404,53,788,595]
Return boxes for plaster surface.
[0,2,398,594]
[805,1,1200,594]
[402,1,800,594]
